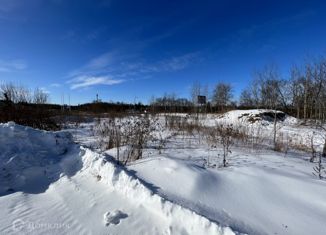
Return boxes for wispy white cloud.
[64,16,202,88]
[65,17,202,89]
[86,52,113,70]
[72,51,199,75]
[151,53,199,72]
[67,50,122,78]
[68,75,124,90]
[0,59,27,72]
[66,50,201,90]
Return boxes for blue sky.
[1,0,326,104]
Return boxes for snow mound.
[130,155,326,235]
[218,109,297,125]
[103,210,128,226]
[81,148,236,235]
[0,122,76,195]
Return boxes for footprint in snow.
[103,210,128,226]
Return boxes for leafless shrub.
[0,83,15,102]
[0,82,38,104]
[313,153,325,179]
[164,114,186,130]
[33,88,49,104]
[179,118,204,145]
[272,132,290,154]
[122,114,158,163]
[207,123,237,167]
[93,116,122,162]
[230,124,251,144]
[151,121,167,154]
[94,114,159,164]
[185,121,201,136]
[274,141,285,153]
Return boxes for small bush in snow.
[94,114,160,164]
[207,123,237,167]
[122,114,158,163]
[93,116,122,162]
[313,153,325,180]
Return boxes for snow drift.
[81,148,236,235]
[130,155,326,235]
[0,122,236,234]
[217,109,297,126]
[0,122,81,196]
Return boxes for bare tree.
[253,65,286,150]
[0,83,33,103]
[287,57,326,121]
[219,124,234,167]
[33,88,49,104]
[191,81,201,105]
[239,89,254,107]
[207,123,235,167]
[212,82,233,112]
[0,83,18,103]
[290,65,304,119]
[190,81,210,116]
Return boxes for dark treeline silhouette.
[149,96,193,113]
[0,101,61,130]
[74,102,145,114]
[2,54,326,130]
[0,99,147,130]
[149,94,236,114]
[0,83,59,130]
[0,83,147,129]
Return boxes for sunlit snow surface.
[1,110,326,235]
[0,122,234,235]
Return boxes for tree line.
[150,56,326,121]
[0,83,56,129]
[3,55,326,123]
[240,57,326,121]
[0,83,49,104]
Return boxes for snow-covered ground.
[1,110,326,235]
[129,140,326,235]
[201,109,326,151]
[0,122,234,235]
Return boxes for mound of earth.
[218,109,297,125]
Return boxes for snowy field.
[1,109,326,235]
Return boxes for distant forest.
[1,56,326,129]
